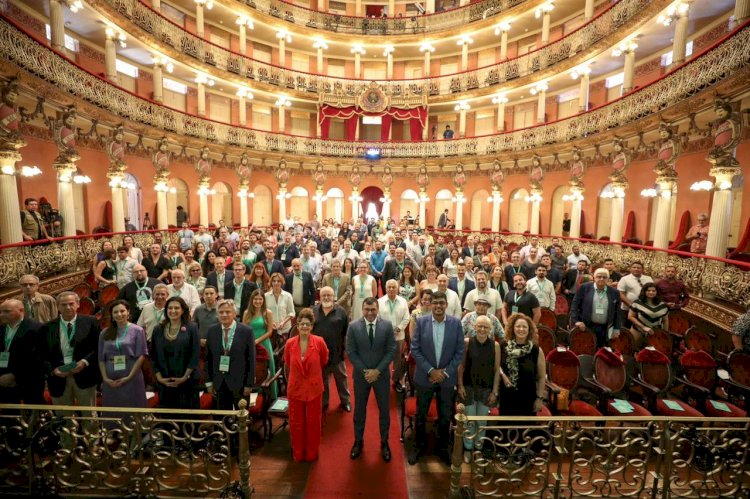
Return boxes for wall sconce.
[452,193,467,203]
[110,178,135,189]
[379,195,391,203]
[68,0,84,13]
[73,174,91,184]
[534,1,554,18]
[236,87,254,99]
[690,180,713,191]
[640,188,657,198]
[562,192,584,202]
[350,44,366,55]
[419,42,435,53]
[313,193,328,202]
[20,165,42,177]
[524,192,543,203]
[454,101,471,111]
[312,38,328,50]
[198,185,216,195]
[154,182,170,193]
[235,15,254,29]
[238,190,255,199]
[491,94,508,105]
[486,193,504,203]
[276,192,292,200]
[657,2,689,26]
[276,30,292,43]
[494,21,511,35]
[195,73,215,86]
[456,35,474,46]
[611,41,638,57]
[153,54,174,73]
[383,45,395,57]
[194,0,214,10]
[349,194,364,203]
[570,65,591,80]
[105,28,127,48]
[275,96,292,107]
[530,82,549,95]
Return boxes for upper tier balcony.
[93,0,663,102]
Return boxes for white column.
[609,190,625,243]
[569,187,583,238]
[422,47,432,76]
[426,0,435,14]
[153,62,164,103]
[705,171,736,258]
[671,3,691,67]
[152,0,161,8]
[316,47,324,72]
[460,42,469,71]
[536,86,547,124]
[653,188,674,249]
[238,94,247,126]
[418,192,427,229]
[0,155,23,243]
[350,190,360,221]
[495,99,507,131]
[278,188,288,223]
[56,166,77,236]
[490,192,502,232]
[388,0,395,16]
[315,189,324,221]
[199,190,209,226]
[238,23,247,55]
[623,47,636,93]
[49,0,65,51]
[541,10,551,45]
[454,194,465,230]
[386,51,394,79]
[584,0,594,20]
[530,192,542,234]
[381,193,391,221]
[278,107,286,133]
[459,0,468,5]
[104,31,118,84]
[111,185,126,233]
[355,0,362,16]
[196,3,205,38]
[354,52,362,78]
[156,190,169,230]
[500,30,509,61]
[239,188,249,228]
[578,70,590,112]
[278,38,286,67]
[735,0,750,25]
[458,108,467,138]
[197,81,206,117]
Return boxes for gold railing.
[1,13,746,158]
[0,402,253,497]
[94,0,651,99]
[448,406,750,498]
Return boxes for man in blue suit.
[570,268,621,349]
[448,262,475,308]
[408,291,464,466]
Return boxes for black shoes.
[350,441,363,460]
[341,402,352,412]
[381,442,391,462]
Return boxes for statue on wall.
[609,138,630,184]
[275,159,289,187]
[53,105,79,163]
[0,77,24,150]
[349,164,362,188]
[490,159,504,190]
[416,164,430,190]
[152,137,170,173]
[237,153,252,181]
[707,97,742,168]
[529,155,544,190]
[107,125,127,166]
[569,149,585,187]
[195,146,212,177]
[453,163,466,191]
[654,122,680,178]
[312,161,326,188]
[381,165,393,190]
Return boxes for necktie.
[66,322,72,341]
[368,323,374,346]
[223,327,230,346]
[575,273,582,291]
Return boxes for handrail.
[2,13,746,157]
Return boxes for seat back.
[546,347,580,390]
[680,349,717,390]
[594,348,626,393]
[635,347,672,392]
[255,343,270,385]
[684,328,713,354]
[539,309,557,331]
[73,283,92,299]
[537,325,556,356]
[668,314,692,336]
[570,328,597,356]
[728,351,750,387]
[99,284,120,309]
[610,329,636,357]
[78,297,96,316]
[554,293,569,316]
[646,328,672,357]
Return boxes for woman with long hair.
[151,297,200,409]
[194,242,207,265]
[342,257,356,278]
[419,255,436,282]
[628,282,670,345]
[179,248,197,273]
[249,262,271,292]
[398,264,419,308]
[409,288,433,336]
[93,240,115,273]
[418,265,440,301]
[242,289,277,400]
[489,264,510,298]
[123,235,143,264]
[166,243,183,269]
[442,248,461,279]
[265,272,295,336]
[498,313,546,417]
[95,248,118,287]
[201,250,217,276]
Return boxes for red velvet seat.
[570,328,597,356]
[536,325,556,357]
[489,405,552,417]
[545,347,602,417]
[610,329,636,358]
[645,328,673,357]
[581,347,652,417]
[677,350,747,418]
[633,347,703,417]
[539,309,557,331]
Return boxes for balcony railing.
[236,0,528,35]
[95,0,651,98]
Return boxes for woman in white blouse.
[265,272,295,336]
[351,261,377,322]
[442,248,461,279]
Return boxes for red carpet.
[304,361,409,498]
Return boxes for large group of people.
[2,213,726,469]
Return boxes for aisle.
[304,361,409,498]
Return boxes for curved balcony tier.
[94,0,663,103]
[1,14,748,161]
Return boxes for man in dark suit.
[382,247,410,283]
[461,235,478,259]
[570,268,622,348]
[262,247,286,278]
[348,297,396,462]
[205,300,257,410]
[275,232,300,271]
[117,265,161,322]
[284,258,316,315]
[563,260,590,301]
[408,291,465,466]
[448,262,475,308]
[438,209,449,228]
[205,256,234,299]
[0,299,43,405]
[224,262,257,318]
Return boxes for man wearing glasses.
[571,268,622,348]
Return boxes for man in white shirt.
[194,224,214,250]
[463,270,503,320]
[300,244,321,283]
[526,265,556,311]
[114,246,137,289]
[378,280,410,391]
[137,284,169,341]
[566,245,591,268]
[341,240,360,267]
[167,269,201,314]
[177,222,195,252]
[617,261,653,326]
[321,241,342,275]
[518,236,546,262]
[436,274,463,319]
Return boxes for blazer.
[275,243,300,268]
[410,314,465,388]
[321,273,352,310]
[0,318,43,400]
[284,334,329,401]
[383,258,411,284]
[570,282,622,330]
[206,270,234,291]
[346,318,396,378]
[117,277,161,322]
[563,269,588,294]
[448,277,476,307]
[205,322,256,391]
[284,272,316,307]
[223,280,258,315]
[42,315,101,397]
[261,259,286,278]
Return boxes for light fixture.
[419,42,435,53]
[276,192,292,200]
[68,0,84,13]
[153,54,174,73]
[275,95,292,107]
[383,44,395,56]
[562,191,584,201]
[105,27,127,48]
[110,178,135,189]
[657,2,689,26]
[155,182,170,193]
[349,194,364,202]
[194,0,214,9]
[238,190,255,199]
[640,188,657,198]
[350,44,366,55]
[494,21,511,35]
[690,180,713,191]
[534,1,554,18]
[236,87,254,99]
[169,187,177,194]
[276,30,292,43]
[718,180,732,190]
[1,165,15,175]
[457,35,474,46]
[570,65,591,80]
[379,195,391,203]
[491,94,508,105]
[195,73,215,86]
[611,40,638,57]
[524,192,543,203]
[20,165,42,177]
[454,101,471,111]
[198,185,216,195]
[530,82,549,95]
[313,193,328,202]
[486,192,504,203]
[235,15,254,29]
[73,174,91,184]
[312,38,328,50]
[419,193,430,203]
[451,193,467,203]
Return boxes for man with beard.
[314,287,351,412]
[118,265,160,322]
[501,274,540,325]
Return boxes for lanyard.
[388,299,397,315]
[61,319,76,344]
[512,266,520,275]
[595,288,608,303]
[537,279,547,294]
[222,322,237,354]
[3,324,19,351]
[135,279,148,291]
[359,276,366,298]
[153,307,164,324]
[234,280,244,295]
[333,277,340,296]
[514,292,523,305]
[115,324,130,352]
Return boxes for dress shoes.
[381,442,391,462]
[350,441,363,460]
[341,402,352,412]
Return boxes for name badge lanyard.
[332,277,340,297]
[62,320,76,361]
[3,325,18,352]
[359,276,366,299]
[595,289,608,313]
[222,322,237,355]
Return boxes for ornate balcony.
[92,0,661,102]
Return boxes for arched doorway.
[123,172,142,229]
[252,185,272,225]
[508,188,529,233]
[399,189,418,222]
[212,182,233,226]
[360,185,384,223]
[325,188,344,222]
[470,189,490,231]
[168,178,189,226]
[434,189,453,227]
[290,186,309,222]
[550,186,568,236]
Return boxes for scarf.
[506,339,534,389]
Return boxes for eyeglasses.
[298,323,313,329]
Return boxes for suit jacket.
[42,315,101,397]
[563,269,588,294]
[284,272,316,307]
[284,334,329,401]
[448,277,476,307]
[461,246,477,259]
[275,243,300,268]
[346,318,396,378]
[438,213,448,228]
[0,318,43,402]
[117,277,161,322]
[206,270,234,291]
[410,315,465,388]
[321,273,352,310]
[383,259,410,284]
[223,280,258,315]
[570,282,622,330]
[205,322,256,391]
[261,259,286,277]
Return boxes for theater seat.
[579,347,652,417]
[634,347,703,417]
[677,350,747,418]
[200,392,214,410]
[546,347,602,417]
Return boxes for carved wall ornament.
[453,163,466,190]
[490,160,504,189]
[707,97,742,168]
[382,165,394,189]
[609,138,630,184]
[0,77,24,151]
[569,149,585,187]
[654,122,680,178]
[417,164,430,190]
[349,164,362,188]
[530,156,544,190]
[152,137,170,173]
[356,82,391,113]
[195,146,212,177]
[53,105,79,163]
[312,161,326,187]
[236,153,252,181]
[106,124,126,166]
[275,159,289,187]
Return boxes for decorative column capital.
[54,162,77,182]
[709,166,741,187]
[153,170,170,190]
[0,150,21,175]
[611,181,629,196]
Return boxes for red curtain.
[318,104,427,140]
[319,109,331,139]
[381,114,392,141]
[410,117,423,141]
[345,115,359,141]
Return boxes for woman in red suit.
[284,308,329,462]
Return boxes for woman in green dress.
[242,289,278,400]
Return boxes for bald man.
[0,299,43,404]
[117,264,161,322]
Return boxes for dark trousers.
[322,360,350,407]
[215,382,244,410]
[353,372,390,443]
[589,323,609,350]
[415,383,455,452]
